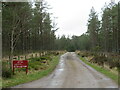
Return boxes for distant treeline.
[2,1,120,57]
[56,1,120,53]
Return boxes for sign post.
[12,60,28,74]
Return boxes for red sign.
[12,60,28,74]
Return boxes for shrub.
[108,59,120,69]
[40,57,52,61]
[90,55,108,67]
[79,51,93,57]
[40,57,46,60]
[34,65,40,70]
[66,45,76,52]
[28,56,52,70]
[82,55,85,57]
[29,57,41,61]
[2,62,12,78]
[29,61,41,69]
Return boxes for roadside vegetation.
[77,51,119,84]
[2,51,62,88]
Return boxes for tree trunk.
[10,30,14,69]
[118,2,120,53]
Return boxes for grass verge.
[80,56,118,84]
[2,56,59,88]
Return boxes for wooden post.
[35,53,37,57]
[25,55,26,60]
[9,56,10,61]
[12,61,14,75]
[18,56,20,60]
[31,54,33,58]
[39,53,41,57]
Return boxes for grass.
[2,56,59,88]
[80,56,118,84]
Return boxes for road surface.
[12,52,118,88]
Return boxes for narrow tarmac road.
[12,52,118,88]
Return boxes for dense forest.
[2,1,58,57]
[2,1,120,58]
[56,1,120,53]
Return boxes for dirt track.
[12,52,118,88]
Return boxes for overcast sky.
[46,0,119,37]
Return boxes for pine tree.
[87,7,100,50]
